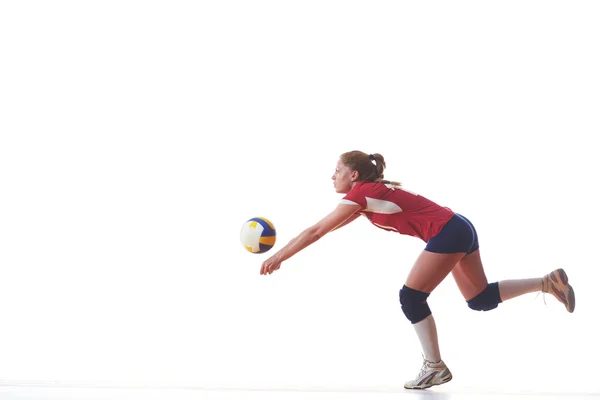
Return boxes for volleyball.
[240,217,276,254]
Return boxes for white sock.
[413,314,441,363]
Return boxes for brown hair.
[339,150,401,186]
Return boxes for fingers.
[260,262,269,275]
[260,261,279,275]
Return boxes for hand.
[260,254,282,275]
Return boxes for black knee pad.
[399,285,432,324]
[467,282,502,311]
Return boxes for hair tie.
[369,154,376,162]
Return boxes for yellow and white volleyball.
[240,217,277,254]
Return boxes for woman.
[259,150,575,390]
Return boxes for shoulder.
[341,182,370,207]
[354,181,382,192]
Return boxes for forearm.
[275,227,321,262]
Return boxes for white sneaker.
[404,357,452,389]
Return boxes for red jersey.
[340,182,455,242]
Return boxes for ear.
[350,170,359,182]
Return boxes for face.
[331,159,358,193]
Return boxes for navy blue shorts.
[425,213,479,254]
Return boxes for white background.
[1,0,599,394]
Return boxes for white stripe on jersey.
[365,197,403,214]
[340,199,360,206]
[372,222,399,232]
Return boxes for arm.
[287,211,359,249]
[260,203,362,275]
[331,212,361,231]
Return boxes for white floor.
[1,385,598,400]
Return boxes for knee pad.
[399,285,432,324]
[467,282,502,311]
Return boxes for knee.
[399,285,432,324]
[467,282,502,311]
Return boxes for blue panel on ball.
[258,243,274,253]
[248,217,276,237]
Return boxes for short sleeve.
[341,184,366,209]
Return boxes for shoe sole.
[554,268,575,313]
[404,374,453,390]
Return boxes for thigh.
[405,250,465,293]
[451,249,489,300]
